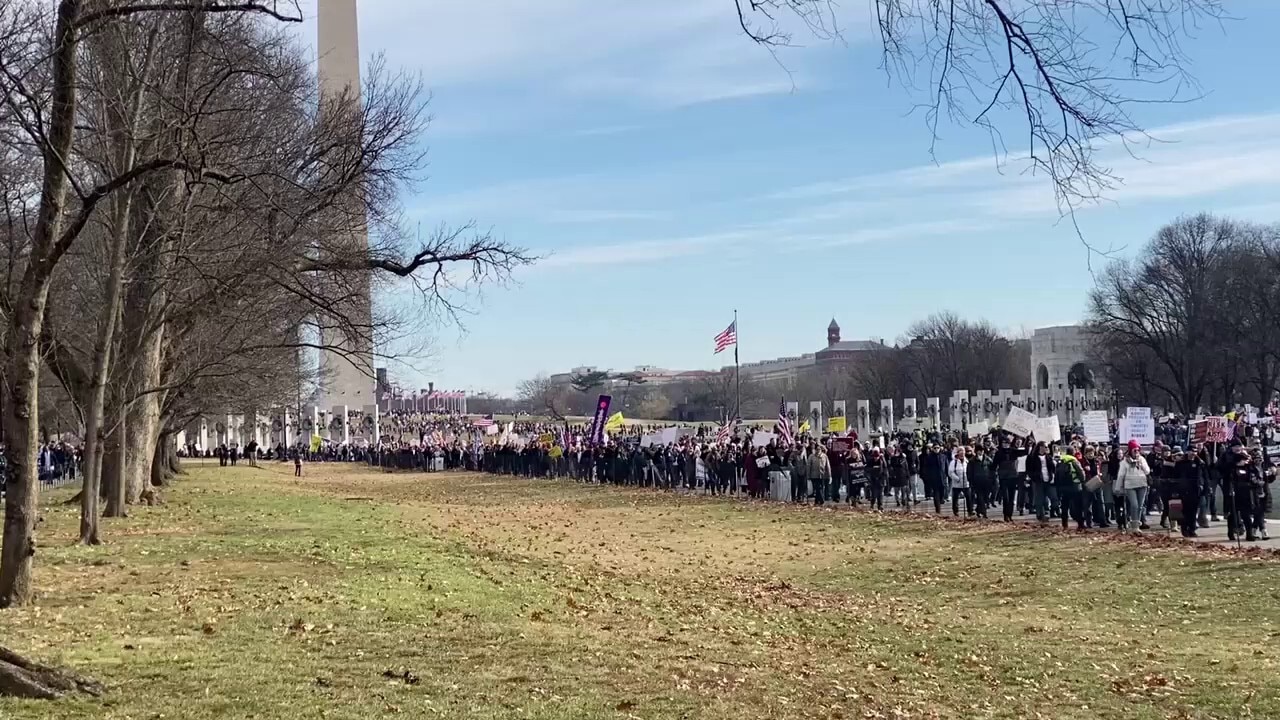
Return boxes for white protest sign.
[1002,407,1038,437]
[1081,411,1109,443]
[1016,456,1026,473]
[752,431,775,448]
[967,420,990,437]
[640,433,661,447]
[1124,408,1155,445]
[1033,416,1061,443]
[659,427,680,445]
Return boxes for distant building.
[552,320,886,392]
[730,353,816,383]
[1031,325,1096,391]
[813,318,885,373]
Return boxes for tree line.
[0,1,528,610]
[511,312,1030,423]
[1089,213,1280,415]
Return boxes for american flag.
[713,320,737,354]
[715,417,739,444]
[472,414,495,428]
[774,397,793,446]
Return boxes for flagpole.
[734,308,740,421]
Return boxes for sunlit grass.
[1,462,1276,719]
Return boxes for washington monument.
[316,0,374,409]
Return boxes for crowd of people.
[190,412,1279,544]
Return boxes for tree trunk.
[79,36,151,543]
[0,645,103,699]
[102,405,128,519]
[125,384,161,504]
[0,0,81,609]
[151,432,169,487]
[168,442,183,475]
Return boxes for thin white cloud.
[537,231,751,268]
[763,111,1280,221]
[544,209,666,224]
[296,0,851,108]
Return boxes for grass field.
[2,463,1278,720]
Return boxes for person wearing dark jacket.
[1081,447,1108,528]
[866,448,886,510]
[992,436,1025,522]
[1173,448,1202,538]
[920,445,946,514]
[967,446,994,519]
[1220,443,1261,542]
[1054,452,1087,530]
[1024,442,1056,523]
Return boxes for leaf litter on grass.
[1,464,1278,720]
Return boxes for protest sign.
[1033,416,1061,443]
[1081,411,1109,443]
[1124,407,1154,445]
[827,416,847,433]
[752,431,775,448]
[1204,416,1230,443]
[1002,407,1038,437]
[967,420,989,437]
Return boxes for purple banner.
[588,394,612,445]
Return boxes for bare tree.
[736,1,1223,209]
[1088,213,1239,413]
[516,374,570,421]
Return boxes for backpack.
[1054,456,1083,486]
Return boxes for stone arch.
[1036,364,1049,390]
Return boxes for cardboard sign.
[1033,416,1061,443]
[752,431,775,448]
[1003,407,1038,437]
[1081,411,1109,443]
[967,420,990,437]
[1124,408,1155,445]
[1204,416,1230,443]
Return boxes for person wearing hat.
[1173,447,1203,538]
[1116,439,1152,531]
[865,447,886,510]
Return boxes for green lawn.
[1,463,1277,719]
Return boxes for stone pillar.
[832,400,846,433]
[880,399,894,434]
[332,405,350,445]
[902,398,917,422]
[926,397,940,428]
[808,401,822,438]
[976,390,992,422]
[856,400,871,440]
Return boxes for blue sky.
[307,1,1280,396]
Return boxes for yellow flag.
[309,434,322,452]
[604,412,625,431]
[826,416,847,433]
[798,420,810,434]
